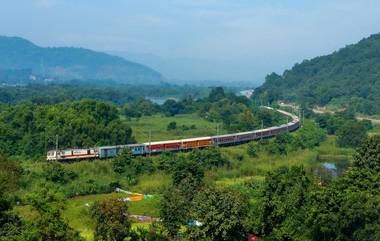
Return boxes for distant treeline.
[0,83,209,105]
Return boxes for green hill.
[254,33,380,115]
[0,36,163,85]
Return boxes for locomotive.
[47,107,300,161]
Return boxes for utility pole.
[55,134,59,152]
[216,123,220,136]
[287,116,289,132]
[148,129,151,156]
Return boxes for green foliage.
[112,149,133,174]
[166,121,177,131]
[159,186,189,236]
[247,142,259,157]
[0,100,134,157]
[188,146,229,169]
[22,186,83,241]
[208,86,226,102]
[353,135,380,172]
[0,192,22,241]
[306,136,380,241]
[188,186,249,241]
[92,198,131,241]
[43,162,77,184]
[171,157,205,187]
[251,166,312,240]
[123,99,161,118]
[131,223,169,241]
[0,153,22,194]
[162,99,184,116]
[293,120,326,149]
[254,33,380,115]
[336,121,368,148]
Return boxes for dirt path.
[312,106,380,125]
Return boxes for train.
[47,107,300,161]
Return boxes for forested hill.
[254,33,380,115]
[0,36,163,85]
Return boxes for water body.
[314,157,350,182]
[146,96,178,105]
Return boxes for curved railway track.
[47,107,300,161]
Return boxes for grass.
[15,192,161,241]
[370,124,380,135]
[125,113,227,142]
[209,135,354,188]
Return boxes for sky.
[1,0,380,85]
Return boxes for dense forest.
[254,33,380,115]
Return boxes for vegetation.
[92,198,132,241]
[2,81,379,241]
[0,100,134,157]
[254,33,380,115]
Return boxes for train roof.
[144,136,212,145]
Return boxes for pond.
[146,96,178,105]
[313,156,351,182]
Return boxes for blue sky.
[1,0,380,83]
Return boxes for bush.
[247,142,258,157]
[42,162,77,184]
[166,121,177,131]
[336,121,368,148]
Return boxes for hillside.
[254,33,380,115]
[0,36,163,85]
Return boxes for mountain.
[0,36,163,85]
[254,33,380,115]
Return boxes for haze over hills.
[254,33,380,115]
[0,36,163,85]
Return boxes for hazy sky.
[1,0,380,84]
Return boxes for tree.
[336,121,367,148]
[159,186,189,237]
[92,198,131,241]
[188,187,249,241]
[251,166,312,240]
[42,162,77,184]
[0,153,22,194]
[208,87,225,102]
[172,158,204,187]
[0,192,21,241]
[166,121,177,131]
[307,136,380,241]
[353,135,380,172]
[22,186,83,241]
[188,146,229,169]
[162,99,183,116]
[112,148,133,174]
[294,120,326,149]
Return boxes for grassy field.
[125,113,227,142]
